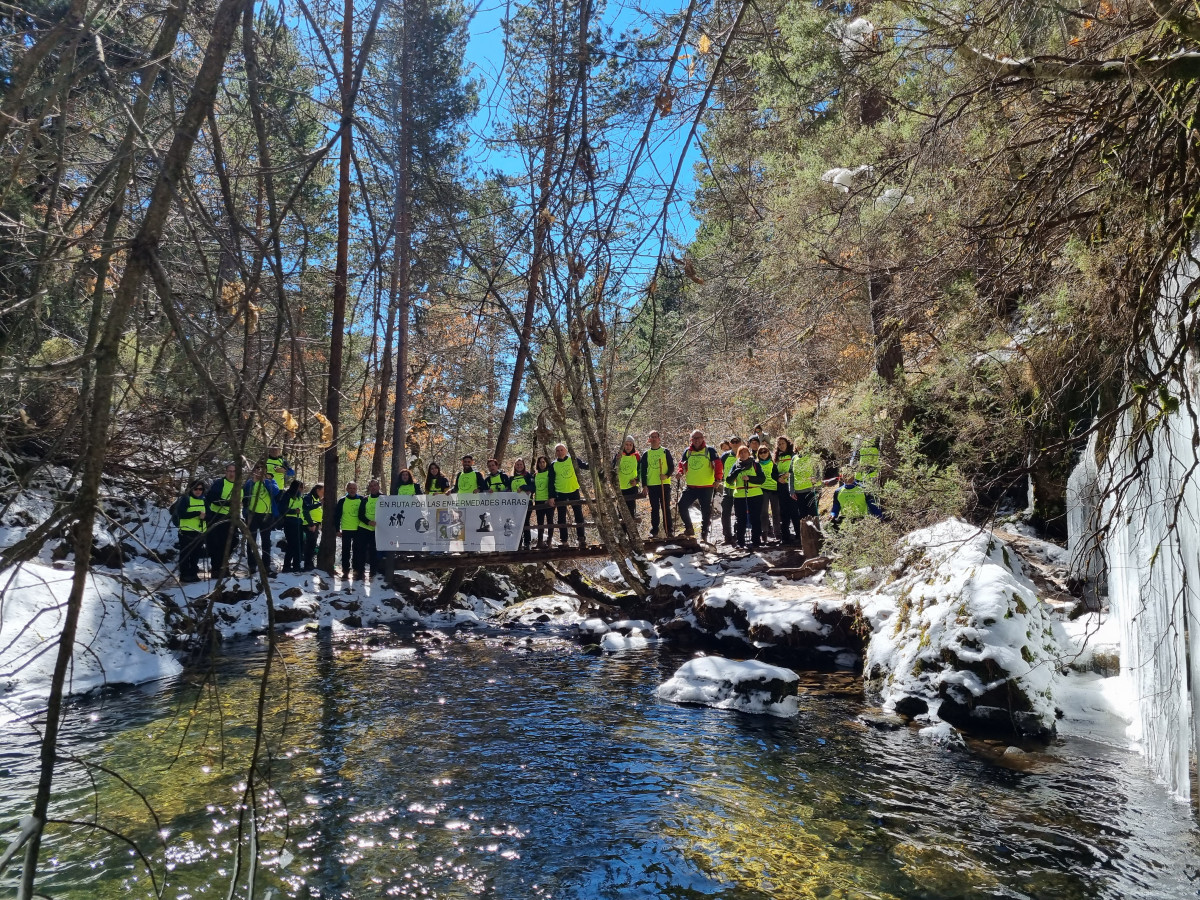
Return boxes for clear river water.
[2,624,1198,899]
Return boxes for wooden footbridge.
[387,498,701,572]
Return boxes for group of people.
[172,430,884,581]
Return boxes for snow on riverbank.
[0,564,182,719]
[658,656,800,716]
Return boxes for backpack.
[169,495,184,528]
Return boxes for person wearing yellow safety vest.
[756,445,780,542]
[718,436,743,546]
[788,442,825,520]
[678,430,723,543]
[532,455,553,549]
[454,455,489,494]
[206,463,239,577]
[176,479,209,583]
[265,446,295,491]
[853,437,881,493]
[336,481,371,579]
[548,442,590,548]
[612,436,641,520]
[830,470,883,528]
[485,458,511,492]
[395,469,423,495]
[424,462,450,494]
[772,437,801,544]
[509,459,534,550]
[726,445,767,549]
[302,482,324,572]
[242,464,279,575]
[281,479,305,573]
[360,478,385,579]
[638,431,675,537]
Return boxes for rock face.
[863,519,1060,741]
[658,656,800,716]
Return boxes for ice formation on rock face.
[1065,432,1105,600]
[1065,256,1200,800]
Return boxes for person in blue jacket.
[829,470,883,527]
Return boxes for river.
[2,624,1197,899]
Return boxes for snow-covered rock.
[0,563,182,715]
[600,630,651,651]
[873,188,914,211]
[658,656,799,717]
[863,519,1060,740]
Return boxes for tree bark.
[319,0,357,572]
[389,0,414,492]
[17,1,246,894]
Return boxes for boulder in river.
[657,656,800,717]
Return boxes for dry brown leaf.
[314,412,333,449]
[697,33,712,54]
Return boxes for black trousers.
[721,490,735,543]
[245,512,272,571]
[206,516,234,576]
[778,493,802,541]
[734,494,764,547]
[358,529,377,576]
[535,502,553,546]
[621,487,640,521]
[678,486,713,537]
[647,483,672,535]
[793,488,820,518]
[303,524,320,570]
[341,528,366,576]
[555,491,586,547]
[761,491,780,539]
[179,529,205,580]
[283,517,303,571]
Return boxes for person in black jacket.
[205,463,239,578]
[453,455,489,494]
[548,443,590,548]
[302,483,323,572]
[176,479,209,583]
[424,462,450,494]
[725,446,767,548]
[335,482,371,579]
[280,479,305,573]
[639,431,675,537]
[485,458,510,492]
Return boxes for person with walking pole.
[639,431,675,537]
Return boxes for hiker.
[532,455,553,549]
[205,462,239,577]
[639,431,675,537]
[612,436,641,520]
[361,478,383,579]
[454,455,488,494]
[789,441,824,520]
[336,481,370,579]
[243,463,279,575]
[424,462,450,494]
[854,437,881,492]
[281,479,305,573]
[395,469,422,494]
[176,479,208,583]
[719,436,743,545]
[302,482,323,572]
[829,470,883,527]
[265,446,295,491]
[726,445,766,548]
[757,444,780,542]
[677,430,722,543]
[548,443,589,548]
[509,459,534,550]
[485,458,511,492]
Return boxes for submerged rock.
[863,519,1060,742]
[657,656,800,717]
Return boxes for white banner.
[374,494,531,553]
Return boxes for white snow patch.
[648,554,720,590]
[658,656,799,717]
[600,630,651,651]
[0,563,181,715]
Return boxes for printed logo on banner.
[374,494,531,553]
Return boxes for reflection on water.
[2,626,1198,899]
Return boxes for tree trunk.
[869,272,903,384]
[17,1,245,894]
[319,0,356,572]
[388,1,413,492]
